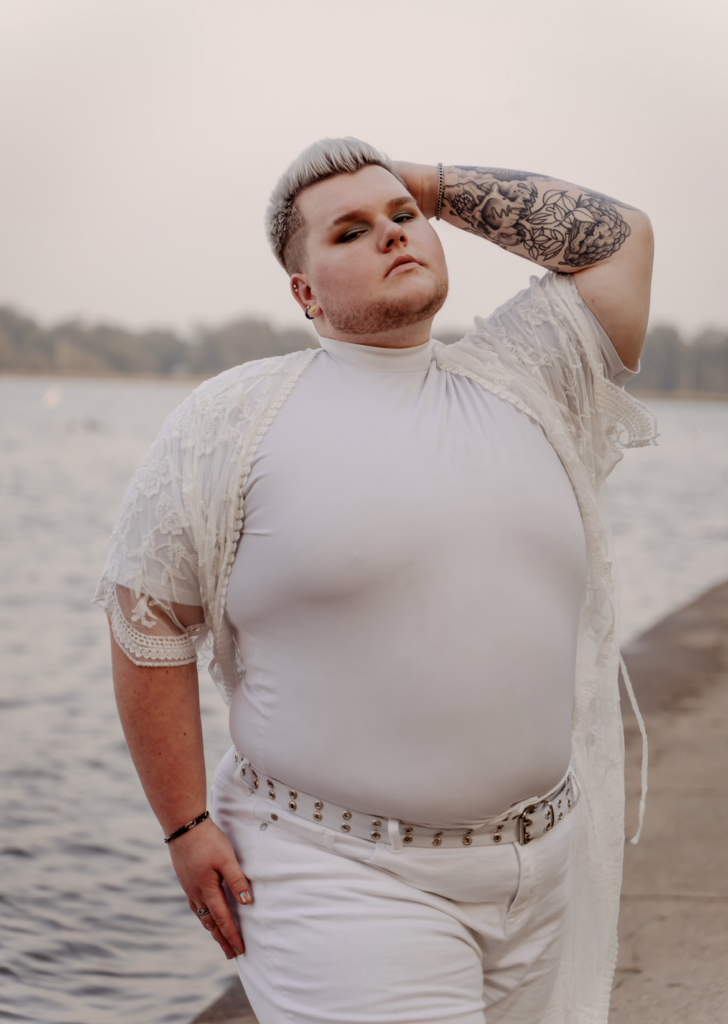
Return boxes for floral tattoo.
[443,166,632,268]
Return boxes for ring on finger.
[197,907,211,918]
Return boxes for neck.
[314,316,434,350]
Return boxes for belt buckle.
[518,799,555,845]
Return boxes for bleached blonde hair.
[265,137,403,273]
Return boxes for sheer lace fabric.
[93,349,319,688]
[106,585,198,667]
[94,273,658,1023]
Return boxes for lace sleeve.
[106,585,200,667]
[458,271,658,476]
[93,396,208,667]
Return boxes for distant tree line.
[1,304,727,395]
[624,324,728,395]
[0,306,317,377]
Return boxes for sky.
[0,0,726,337]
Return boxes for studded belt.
[232,752,579,848]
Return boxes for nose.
[380,217,408,252]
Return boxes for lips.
[386,254,421,277]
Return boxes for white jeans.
[212,747,577,1024]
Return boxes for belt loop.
[387,817,403,853]
[319,830,337,850]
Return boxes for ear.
[290,274,322,318]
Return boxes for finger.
[194,902,240,958]
[214,855,254,951]
[203,891,245,956]
[224,865,254,908]
[195,907,215,931]
[199,861,248,955]
[207,920,238,960]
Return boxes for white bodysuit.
[226,302,633,826]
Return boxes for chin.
[324,278,449,336]
[383,269,448,311]
[396,276,448,316]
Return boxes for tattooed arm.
[393,162,653,370]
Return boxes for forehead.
[297,165,413,233]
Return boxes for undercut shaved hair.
[265,137,404,274]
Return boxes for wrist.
[417,163,441,220]
[163,809,210,844]
[391,161,440,219]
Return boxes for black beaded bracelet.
[164,810,210,844]
[435,162,444,221]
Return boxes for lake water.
[1,376,727,1024]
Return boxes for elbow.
[629,210,655,262]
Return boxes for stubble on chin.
[322,278,449,337]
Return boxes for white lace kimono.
[95,272,658,1024]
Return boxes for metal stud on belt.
[233,753,578,850]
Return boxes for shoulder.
[483,271,576,331]
[168,349,318,423]
[458,271,604,376]
[436,273,571,369]
[158,348,319,456]
[193,348,319,400]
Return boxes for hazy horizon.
[1,0,726,336]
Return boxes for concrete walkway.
[610,580,728,1023]
[192,582,728,1024]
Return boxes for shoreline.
[191,580,728,1024]
[2,371,728,402]
[626,388,728,402]
[612,579,728,1021]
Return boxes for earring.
[304,304,318,320]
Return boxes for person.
[94,138,657,1024]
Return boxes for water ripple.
[1,378,727,1022]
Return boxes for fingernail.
[226,953,233,960]
[238,890,253,904]
[233,946,242,955]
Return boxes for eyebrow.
[329,195,416,229]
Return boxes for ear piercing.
[305,305,318,319]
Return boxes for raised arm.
[393,161,654,371]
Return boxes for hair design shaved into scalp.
[265,137,405,274]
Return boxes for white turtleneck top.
[225,302,634,826]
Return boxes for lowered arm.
[110,617,252,961]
